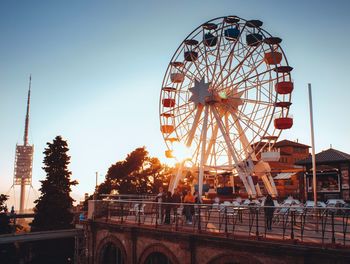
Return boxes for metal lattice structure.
[14,145,34,185]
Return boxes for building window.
[101,242,124,264]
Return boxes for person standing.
[183,190,195,224]
[155,186,165,224]
[164,191,172,224]
[264,194,275,230]
[171,188,182,221]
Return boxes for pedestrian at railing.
[171,188,182,222]
[164,191,173,224]
[155,186,166,224]
[183,190,195,224]
[264,194,275,230]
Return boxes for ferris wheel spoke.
[203,120,219,165]
[211,23,248,88]
[198,105,209,196]
[223,40,254,86]
[224,114,233,167]
[229,110,257,161]
[211,20,226,81]
[228,52,266,93]
[213,43,261,90]
[230,67,274,91]
[211,105,255,195]
[199,29,212,81]
[186,104,204,147]
[196,45,215,81]
[217,38,258,89]
[164,101,192,113]
[239,98,273,106]
[211,106,241,164]
[235,107,271,141]
[172,108,196,137]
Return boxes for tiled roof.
[274,139,310,148]
[296,148,350,165]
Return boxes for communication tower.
[13,76,34,213]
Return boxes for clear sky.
[1,0,350,207]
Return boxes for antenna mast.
[24,75,31,146]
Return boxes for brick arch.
[95,235,127,264]
[138,243,180,264]
[207,253,263,264]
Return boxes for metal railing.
[90,199,350,248]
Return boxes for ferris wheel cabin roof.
[184,39,198,46]
[264,37,282,45]
[275,102,292,108]
[261,135,279,141]
[273,66,293,73]
[166,137,179,143]
[224,16,240,24]
[246,20,263,28]
[160,113,174,118]
[162,87,176,92]
[170,61,184,67]
[202,23,217,30]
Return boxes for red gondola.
[274,117,293,129]
[162,98,175,108]
[161,125,175,134]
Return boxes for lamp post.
[93,171,98,200]
[308,83,317,206]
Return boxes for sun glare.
[172,142,192,162]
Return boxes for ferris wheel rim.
[160,16,293,166]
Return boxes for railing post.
[155,203,158,228]
[223,207,227,235]
[290,210,295,240]
[107,202,110,222]
[255,208,259,239]
[331,212,335,244]
[175,206,178,231]
[138,203,141,226]
[197,205,201,232]
[121,203,124,224]
[342,211,349,246]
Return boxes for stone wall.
[86,221,350,264]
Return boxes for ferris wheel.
[159,16,294,198]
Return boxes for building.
[204,139,311,200]
[296,148,350,202]
[250,139,310,200]
[267,140,310,200]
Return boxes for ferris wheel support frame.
[211,105,256,197]
[169,161,184,193]
[198,105,209,198]
[186,105,204,147]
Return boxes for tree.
[98,147,172,195]
[0,194,17,263]
[0,194,11,234]
[31,136,77,231]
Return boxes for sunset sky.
[1,0,350,207]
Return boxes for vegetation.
[0,194,11,234]
[29,136,77,263]
[31,136,77,231]
[97,147,173,195]
[0,194,18,263]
